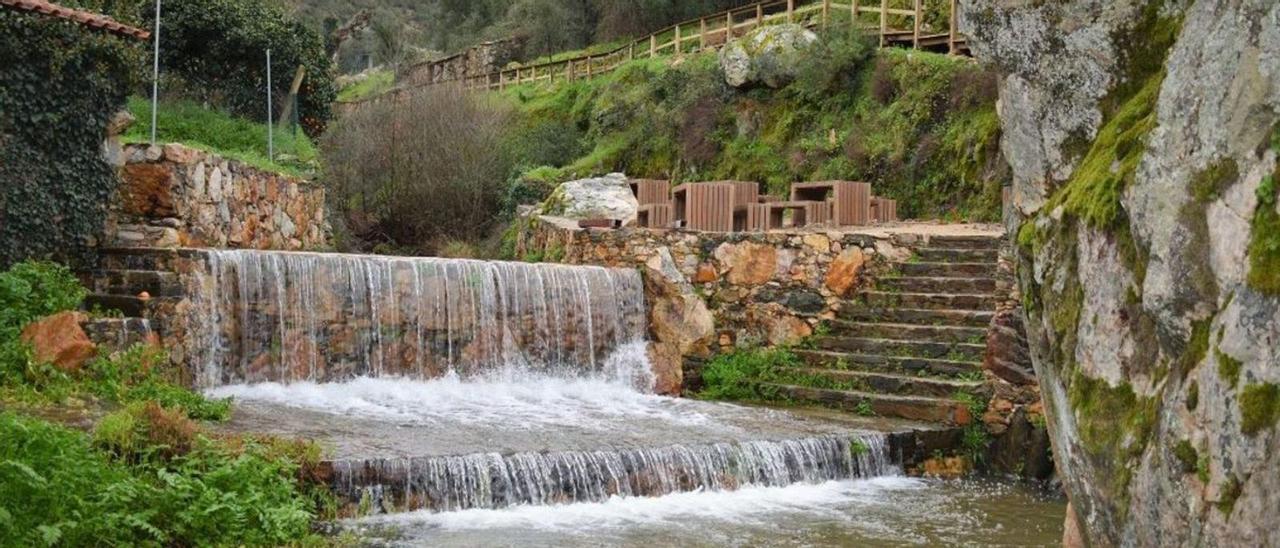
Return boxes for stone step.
[83,293,179,317]
[794,349,981,378]
[921,235,1003,250]
[761,383,967,424]
[894,262,996,278]
[781,367,983,398]
[836,306,994,328]
[877,276,997,294]
[860,291,999,311]
[814,337,986,361]
[98,247,198,272]
[90,269,183,298]
[826,320,988,344]
[914,247,998,263]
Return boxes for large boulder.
[540,173,638,224]
[643,248,716,359]
[20,311,97,372]
[719,24,818,88]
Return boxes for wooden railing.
[347,0,965,103]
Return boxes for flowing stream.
[190,250,1062,543]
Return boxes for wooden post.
[787,0,795,23]
[948,0,958,54]
[674,24,681,56]
[566,60,573,81]
[276,65,306,129]
[913,0,922,49]
[822,0,830,29]
[879,0,888,47]
[629,41,635,60]
[650,34,657,57]
[700,18,707,50]
[851,0,859,29]
[586,55,593,77]
[499,71,505,90]
[727,10,734,40]
[756,4,764,27]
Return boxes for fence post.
[674,24,681,57]
[822,0,830,29]
[650,34,657,56]
[726,10,734,41]
[629,41,635,60]
[586,55,593,77]
[879,0,888,47]
[756,3,764,27]
[700,18,707,50]
[787,0,795,23]
[851,0,859,29]
[265,49,272,160]
[949,0,958,54]
[913,0,922,49]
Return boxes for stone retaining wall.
[516,216,925,352]
[106,144,330,250]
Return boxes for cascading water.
[188,249,899,518]
[192,250,647,387]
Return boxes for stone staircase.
[80,249,190,339]
[764,235,1003,424]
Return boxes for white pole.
[149,0,161,145]
[266,48,273,160]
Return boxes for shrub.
[88,345,232,421]
[699,347,800,401]
[0,2,144,268]
[322,87,514,253]
[144,0,336,136]
[0,261,86,338]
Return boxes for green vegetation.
[1239,382,1280,436]
[0,261,332,544]
[1186,380,1199,411]
[961,424,991,465]
[498,31,1005,222]
[144,0,336,136]
[1216,348,1243,389]
[337,69,396,102]
[0,1,143,269]
[123,98,319,177]
[1172,439,1198,474]
[698,347,802,401]
[1247,169,1280,295]
[1067,368,1157,514]
[1217,475,1242,517]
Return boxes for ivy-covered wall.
[0,1,145,269]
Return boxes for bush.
[144,0,336,137]
[322,87,514,253]
[0,261,86,338]
[1,412,317,546]
[699,347,800,401]
[0,2,144,268]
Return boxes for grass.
[336,68,395,102]
[122,97,318,178]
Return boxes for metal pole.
[266,49,273,160]
[149,0,161,146]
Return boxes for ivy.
[0,1,146,269]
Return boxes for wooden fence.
[342,0,965,107]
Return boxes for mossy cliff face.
[965,0,1280,545]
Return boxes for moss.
[1186,381,1199,411]
[1216,348,1243,389]
[1068,368,1158,513]
[1172,440,1198,474]
[1196,454,1210,483]
[1217,475,1242,517]
[1176,318,1211,378]
[1190,159,1240,203]
[1239,382,1280,435]
[1246,174,1280,295]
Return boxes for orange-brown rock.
[921,456,970,479]
[119,163,176,217]
[647,341,683,396]
[824,247,866,296]
[20,312,97,372]
[693,263,719,283]
[716,242,777,285]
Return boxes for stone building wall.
[106,144,330,250]
[399,38,526,88]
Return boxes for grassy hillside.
[496,32,1006,221]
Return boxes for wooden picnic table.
[790,181,872,226]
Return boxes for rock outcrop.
[20,312,96,372]
[719,24,817,88]
[540,173,639,225]
[964,0,1280,544]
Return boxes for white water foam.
[357,477,926,532]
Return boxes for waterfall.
[332,434,894,513]
[191,250,647,388]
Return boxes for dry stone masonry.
[107,144,329,250]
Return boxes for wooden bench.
[629,179,671,206]
[871,197,898,223]
[790,181,872,226]
[637,203,673,229]
[673,182,735,231]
